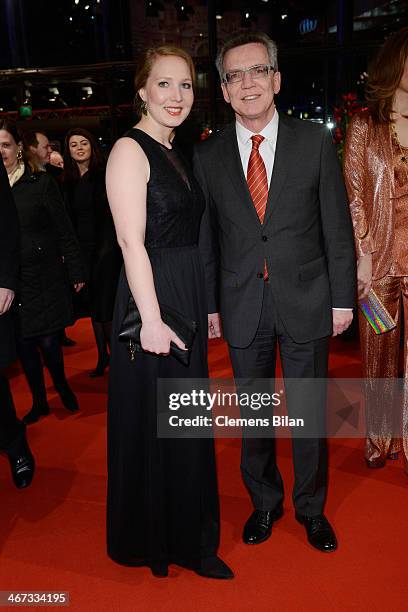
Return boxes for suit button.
[262,236,268,242]
[257,272,264,278]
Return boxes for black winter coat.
[63,170,122,322]
[12,167,86,339]
[0,160,19,368]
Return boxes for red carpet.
[1,319,408,611]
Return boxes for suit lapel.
[220,125,263,225]
[264,114,297,224]
[219,116,297,226]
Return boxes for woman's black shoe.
[57,385,79,412]
[365,457,386,468]
[89,354,110,378]
[150,563,168,578]
[60,333,76,347]
[22,403,50,425]
[192,556,234,579]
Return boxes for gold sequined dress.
[344,112,408,466]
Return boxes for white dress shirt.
[236,109,279,186]
[235,110,351,314]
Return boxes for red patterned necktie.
[247,134,268,278]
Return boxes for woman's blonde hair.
[134,45,196,115]
[366,27,408,123]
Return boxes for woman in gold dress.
[344,27,408,469]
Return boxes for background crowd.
[0,120,122,487]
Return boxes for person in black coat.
[21,130,75,347]
[62,128,122,377]
[0,119,86,424]
[0,156,35,488]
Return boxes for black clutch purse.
[118,295,197,366]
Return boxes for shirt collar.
[236,108,279,146]
[8,162,25,188]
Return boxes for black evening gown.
[107,129,220,574]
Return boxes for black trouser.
[0,371,25,451]
[17,332,69,406]
[228,282,329,516]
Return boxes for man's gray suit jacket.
[194,113,356,348]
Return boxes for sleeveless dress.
[106,129,220,574]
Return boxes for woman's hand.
[0,288,14,315]
[74,282,85,293]
[357,254,372,299]
[140,319,186,356]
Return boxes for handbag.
[118,295,197,365]
[358,289,396,334]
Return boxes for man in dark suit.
[0,157,35,488]
[194,32,356,552]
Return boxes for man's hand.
[357,253,372,299]
[0,287,15,315]
[74,282,85,293]
[208,313,222,339]
[332,310,353,337]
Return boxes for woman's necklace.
[391,123,408,185]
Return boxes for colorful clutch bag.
[358,289,396,334]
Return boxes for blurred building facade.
[0,0,407,144]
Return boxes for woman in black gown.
[106,46,233,579]
[62,128,122,376]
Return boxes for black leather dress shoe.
[22,403,50,425]
[243,505,284,545]
[295,513,337,552]
[6,437,35,488]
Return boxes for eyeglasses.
[223,64,275,84]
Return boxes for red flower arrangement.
[333,93,367,162]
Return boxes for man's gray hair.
[215,31,278,81]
